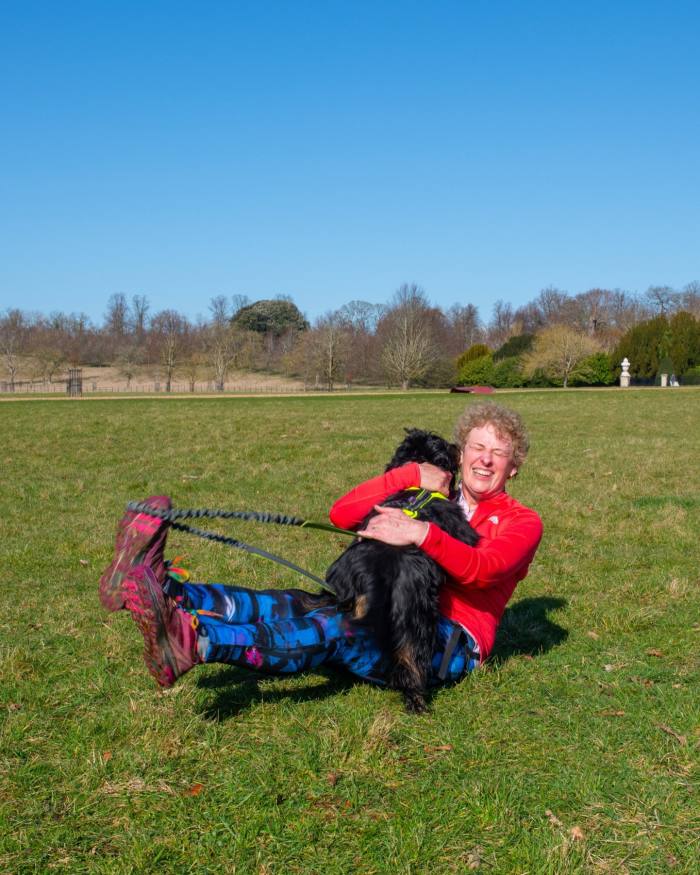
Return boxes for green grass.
[1,390,699,874]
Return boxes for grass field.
[1,390,699,874]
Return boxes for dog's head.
[385,428,461,488]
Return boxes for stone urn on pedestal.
[620,358,631,388]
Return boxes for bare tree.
[522,325,601,387]
[150,310,186,391]
[282,313,348,390]
[181,352,206,392]
[606,289,649,333]
[231,294,250,318]
[513,300,546,334]
[180,321,207,392]
[115,344,142,389]
[41,311,97,365]
[336,300,384,383]
[446,303,481,353]
[0,309,28,389]
[380,284,437,389]
[311,313,350,390]
[209,295,230,329]
[487,299,516,348]
[204,321,241,391]
[645,285,679,316]
[104,293,129,338]
[565,288,647,349]
[205,297,243,389]
[681,281,700,318]
[572,288,606,335]
[130,295,150,338]
[29,315,66,382]
[536,286,570,323]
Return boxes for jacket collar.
[462,490,509,528]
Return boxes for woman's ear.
[508,466,519,479]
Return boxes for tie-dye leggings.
[166,581,480,685]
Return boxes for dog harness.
[400,487,450,518]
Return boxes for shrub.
[682,365,700,385]
[456,353,494,386]
[492,356,526,388]
[456,344,490,370]
[669,311,700,375]
[569,352,615,386]
[493,334,534,362]
[613,315,668,379]
[526,368,557,388]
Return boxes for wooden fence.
[0,380,355,395]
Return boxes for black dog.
[325,428,479,713]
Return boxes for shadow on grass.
[196,667,355,720]
[195,595,569,720]
[489,595,568,664]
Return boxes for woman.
[101,403,542,694]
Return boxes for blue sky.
[1,0,698,326]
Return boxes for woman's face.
[460,424,518,504]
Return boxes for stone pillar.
[660,373,668,387]
[620,357,631,388]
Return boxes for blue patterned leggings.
[166,581,480,685]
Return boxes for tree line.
[1,281,699,391]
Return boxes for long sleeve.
[421,502,543,589]
[329,463,422,529]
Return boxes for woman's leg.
[428,617,481,684]
[126,564,389,688]
[198,613,479,687]
[128,566,478,692]
[165,580,325,624]
[197,605,391,683]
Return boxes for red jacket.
[329,462,543,660]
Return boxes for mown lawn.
[1,390,698,874]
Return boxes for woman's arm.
[328,463,421,529]
[355,504,543,590]
[420,510,543,588]
[329,462,453,530]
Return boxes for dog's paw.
[403,691,429,714]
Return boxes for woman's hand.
[357,505,430,547]
[417,463,452,495]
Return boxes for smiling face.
[460,423,518,507]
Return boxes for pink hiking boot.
[124,565,200,688]
[98,495,172,612]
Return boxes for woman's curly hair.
[454,403,530,469]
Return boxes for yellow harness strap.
[401,487,449,518]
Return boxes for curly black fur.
[325,428,479,713]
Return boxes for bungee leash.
[126,501,357,536]
[126,500,358,593]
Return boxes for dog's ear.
[386,428,426,471]
[386,428,460,476]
